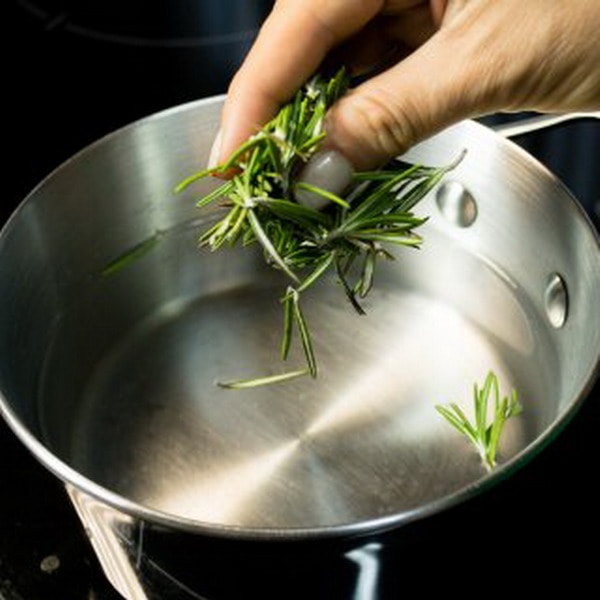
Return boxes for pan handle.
[491,111,600,138]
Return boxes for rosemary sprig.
[101,232,164,277]
[435,371,523,471]
[178,68,461,386]
[217,368,310,390]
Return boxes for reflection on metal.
[68,486,212,599]
[67,485,148,600]
[156,440,301,524]
[544,273,569,329]
[436,180,478,227]
[492,111,600,139]
[346,543,383,600]
[39,554,61,574]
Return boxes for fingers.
[330,6,435,78]
[213,0,386,165]
[214,0,600,174]
[325,0,600,170]
[324,27,473,170]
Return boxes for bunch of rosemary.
[178,69,459,387]
[436,371,523,471]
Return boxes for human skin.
[210,0,600,171]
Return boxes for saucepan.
[0,97,598,599]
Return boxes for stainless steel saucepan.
[0,98,598,599]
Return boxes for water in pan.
[38,227,559,531]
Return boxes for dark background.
[1,2,598,598]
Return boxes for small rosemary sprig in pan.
[178,68,461,387]
[435,371,523,471]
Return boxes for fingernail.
[207,127,223,170]
[294,149,354,210]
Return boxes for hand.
[210,0,600,170]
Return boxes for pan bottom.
[47,268,551,530]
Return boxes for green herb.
[101,231,164,277]
[178,68,461,386]
[217,368,310,390]
[435,371,523,471]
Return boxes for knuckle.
[336,89,422,162]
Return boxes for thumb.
[324,26,493,170]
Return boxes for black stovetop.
[1,2,599,599]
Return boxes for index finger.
[214,0,385,164]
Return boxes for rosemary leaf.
[295,252,335,294]
[291,290,317,378]
[350,232,422,246]
[218,369,311,389]
[174,167,218,193]
[101,232,163,277]
[348,214,427,229]
[298,132,327,153]
[219,134,267,173]
[226,206,248,246]
[261,198,332,228]
[280,290,295,361]
[194,180,234,208]
[448,402,478,444]
[434,405,473,440]
[334,255,366,316]
[358,247,376,298]
[475,381,488,443]
[247,208,300,283]
[293,181,351,209]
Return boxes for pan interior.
[37,223,557,531]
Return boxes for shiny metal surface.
[491,111,600,138]
[63,264,531,527]
[0,97,598,597]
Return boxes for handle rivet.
[435,181,477,227]
[544,273,568,328]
